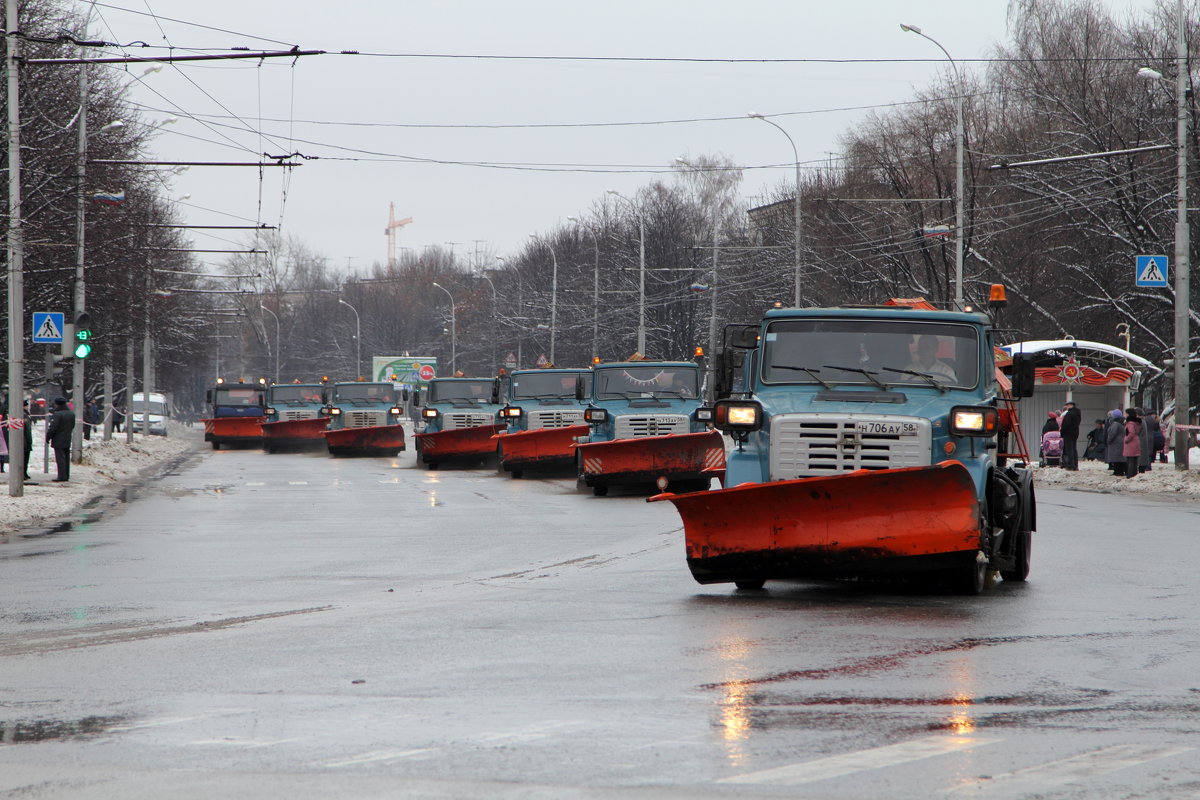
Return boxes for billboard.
[373,356,438,387]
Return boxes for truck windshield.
[595,366,699,399]
[213,387,265,406]
[333,384,396,403]
[428,380,493,403]
[511,372,590,400]
[761,319,980,390]
[269,385,325,404]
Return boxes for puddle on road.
[0,715,128,744]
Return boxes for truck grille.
[346,410,386,429]
[614,414,689,439]
[444,412,494,430]
[281,409,317,422]
[769,414,931,480]
[527,409,584,429]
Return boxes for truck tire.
[211,441,220,451]
[1000,527,1031,582]
[510,468,523,479]
[592,485,608,497]
[734,579,765,591]
[953,551,988,595]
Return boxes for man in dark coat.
[45,397,75,482]
[1058,401,1082,470]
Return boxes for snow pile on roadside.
[1030,446,1200,497]
[0,426,197,535]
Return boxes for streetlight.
[431,282,456,373]
[260,303,280,383]
[568,215,601,363]
[748,112,802,308]
[477,270,498,372]
[527,233,558,365]
[900,23,966,309]
[1137,1,1191,470]
[606,189,647,354]
[337,298,361,378]
[675,157,721,399]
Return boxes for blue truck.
[203,378,267,449]
[321,381,406,456]
[575,360,724,496]
[494,368,593,477]
[652,295,1036,594]
[260,382,329,453]
[413,377,506,468]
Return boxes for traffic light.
[73,313,93,359]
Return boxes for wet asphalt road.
[1,428,1198,799]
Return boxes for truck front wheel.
[1000,527,1031,582]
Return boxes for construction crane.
[385,202,413,269]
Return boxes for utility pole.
[6,0,27,497]
[71,37,88,464]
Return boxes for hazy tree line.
[4,0,1196,415]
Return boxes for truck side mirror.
[205,390,212,404]
[491,377,501,405]
[728,327,758,349]
[401,388,409,402]
[412,388,421,407]
[1010,354,1035,398]
[575,374,586,402]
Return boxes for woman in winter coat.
[1104,409,1126,475]
[1136,408,1153,473]
[1123,408,1142,479]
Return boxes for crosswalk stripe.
[720,735,998,785]
[324,748,434,767]
[945,744,1193,794]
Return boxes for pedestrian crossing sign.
[31,311,65,343]
[1135,255,1168,287]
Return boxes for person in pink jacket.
[1122,408,1142,479]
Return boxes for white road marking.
[288,481,308,485]
[324,748,434,767]
[720,735,999,786]
[108,713,226,732]
[189,737,303,749]
[245,482,266,487]
[945,744,1194,794]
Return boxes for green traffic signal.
[74,342,92,358]
[73,313,93,358]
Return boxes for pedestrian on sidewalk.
[1058,401,1082,470]
[1123,408,1142,479]
[1136,408,1153,473]
[1105,409,1125,476]
[22,400,33,481]
[45,397,75,482]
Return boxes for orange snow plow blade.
[203,416,263,446]
[494,424,590,474]
[323,424,406,455]
[575,430,726,491]
[649,461,981,585]
[415,423,506,466]
[261,417,329,450]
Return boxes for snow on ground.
[1026,446,1200,497]
[0,421,198,535]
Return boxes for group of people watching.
[1042,403,1169,478]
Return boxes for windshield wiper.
[821,364,890,390]
[772,364,835,390]
[879,366,948,393]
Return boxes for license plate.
[856,421,917,436]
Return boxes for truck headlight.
[714,400,763,432]
[584,408,608,424]
[950,406,998,436]
[328,407,342,416]
[694,407,714,422]
[265,407,277,416]
[499,406,522,419]
[389,407,402,416]
[422,408,440,419]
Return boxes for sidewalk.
[1027,445,1200,498]
[1,422,198,536]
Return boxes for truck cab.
[263,383,327,424]
[575,361,723,495]
[203,378,267,449]
[321,381,405,456]
[498,368,591,433]
[417,377,503,435]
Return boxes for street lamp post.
[260,303,280,383]
[605,190,647,354]
[337,298,361,378]
[1137,0,1191,470]
[528,233,558,365]
[900,23,966,309]
[431,282,456,373]
[478,271,498,372]
[749,113,802,308]
[568,215,601,363]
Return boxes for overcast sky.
[82,0,1156,277]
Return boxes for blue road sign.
[1135,255,1168,287]
[31,312,65,343]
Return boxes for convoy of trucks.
[196,287,1035,595]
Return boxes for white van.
[131,392,170,436]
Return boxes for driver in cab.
[905,335,956,382]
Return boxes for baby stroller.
[1040,430,1064,467]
